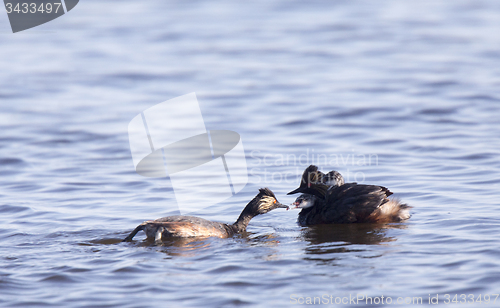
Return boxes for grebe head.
[232,188,288,233]
[287,165,329,198]
[252,188,289,215]
[323,170,345,187]
[291,194,316,209]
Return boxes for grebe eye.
[273,200,276,203]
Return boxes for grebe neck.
[232,213,254,233]
[232,197,260,233]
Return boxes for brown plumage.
[289,165,410,226]
[123,188,288,242]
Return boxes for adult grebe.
[288,165,410,225]
[123,188,288,241]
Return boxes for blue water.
[1,1,500,307]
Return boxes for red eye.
[273,200,276,203]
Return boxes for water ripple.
[1,0,500,307]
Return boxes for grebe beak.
[275,202,289,210]
[287,187,304,195]
[288,201,301,210]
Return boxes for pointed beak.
[275,202,289,210]
[287,187,304,195]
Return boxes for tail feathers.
[122,223,146,242]
[396,203,411,221]
[368,199,411,223]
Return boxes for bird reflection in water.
[301,223,408,261]
[142,236,214,257]
[136,231,282,258]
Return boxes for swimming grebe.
[123,188,288,241]
[288,165,410,225]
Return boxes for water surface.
[1,1,500,307]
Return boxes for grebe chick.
[288,165,410,225]
[123,188,288,242]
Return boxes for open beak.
[288,201,301,210]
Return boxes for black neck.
[232,196,260,233]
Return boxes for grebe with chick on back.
[288,165,410,226]
[123,188,288,242]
